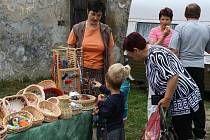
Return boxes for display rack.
[52,47,81,94]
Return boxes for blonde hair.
[106,63,131,90]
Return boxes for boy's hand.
[98,94,105,102]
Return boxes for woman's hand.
[158,97,171,109]
[163,26,171,37]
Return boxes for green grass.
[125,88,148,140]
[0,79,44,98]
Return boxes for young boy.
[93,63,130,140]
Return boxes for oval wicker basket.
[22,106,44,127]
[2,95,30,114]
[38,101,61,123]
[37,80,57,89]
[73,95,96,111]
[47,97,60,106]
[23,93,39,107]
[3,111,33,133]
[0,124,7,140]
[23,84,45,102]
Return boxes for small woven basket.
[37,80,57,89]
[47,97,60,106]
[73,95,96,111]
[38,101,61,123]
[2,95,30,114]
[22,106,44,127]
[0,124,7,140]
[3,111,33,133]
[22,93,39,107]
[23,84,45,102]
[57,95,72,119]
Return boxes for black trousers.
[185,67,206,138]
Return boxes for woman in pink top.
[147,7,174,119]
[148,7,174,48]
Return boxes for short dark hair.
[87,0,105,14]
[159,7,173,21]
[185,3,201,19]
[123,32,146,51]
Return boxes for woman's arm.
[158,74,178,108]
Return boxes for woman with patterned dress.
[123,32,205,139]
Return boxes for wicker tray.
[73,95,96,111]
[23,93,39,107]
[2,95,29,114]
[23,84,45,102]
[3,111,32,133]
[37,80,57,89]
[38,101,61,123]
[0,124,7,140]
[22,106,44,127]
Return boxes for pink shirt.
[148,26,173,48]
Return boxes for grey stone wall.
[0,0,70,80]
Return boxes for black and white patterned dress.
[146,45,202,116]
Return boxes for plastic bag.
[140,110,160,140]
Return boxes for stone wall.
[0,0,131,81]
[0,0,70,80]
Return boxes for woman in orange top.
[67,0,115,95]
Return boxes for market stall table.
[6,111,92,140]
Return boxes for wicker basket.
[57,95,72,119]
[47,97,60,106]
[37,80,57,89]
[23,84,45,102]
[2,95,30,114]
[0,106,7,125]
[38,101,61,122]
[22,93,39,107]
[22,106,44,127]
[43,87,64,100]
[3,111,32,133]
[0,124,7,140]
[73,95,96,111]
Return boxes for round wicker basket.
[37,80,57,89]
[0,124,7,140]
[73,95,96,111]
[47,97,60,106]
[23,84,45,102]
[38,101,61,123]
[2,95,30,114]
[23,93,39,107]
[22,106,44,127]
[3,111,33,133]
